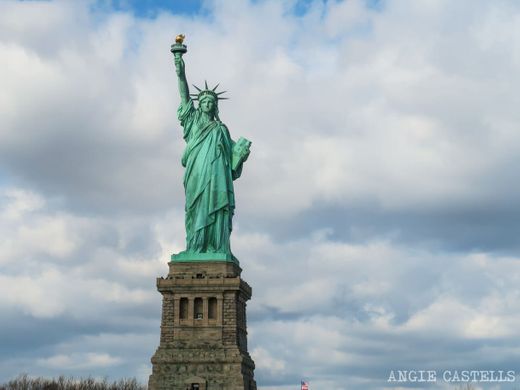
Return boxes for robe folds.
[178,99,242,254]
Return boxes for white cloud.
[1,188,44,218]
[0,271,66,318]
[37,353,121,370]
[251,347,286,376]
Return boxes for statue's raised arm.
[171,34,189,104]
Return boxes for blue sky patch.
[92,0,206,18]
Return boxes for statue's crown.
[190,81,228,101]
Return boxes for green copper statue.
[170,35,251,263]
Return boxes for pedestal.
[148,261,257,390]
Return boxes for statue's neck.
[200,111,214,125]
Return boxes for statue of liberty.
[170,35,251,263]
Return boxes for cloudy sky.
[1,0,520,389]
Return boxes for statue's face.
[200,97,217,116]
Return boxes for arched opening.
[184,376,206,390]
[194,297,203,319]
[180,298,188,319]
[208,297,217,320]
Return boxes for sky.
[1,0,520,389]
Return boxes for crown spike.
[204,80,209,89]
[216,91,227,95]
[218,97,229,100]
[212,83,220,91]
[192,84,201,92]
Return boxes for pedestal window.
[180,298,188,319]
[194,297,203,320]
[208,297,217,319]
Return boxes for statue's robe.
[178,99,242,254]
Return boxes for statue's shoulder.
[179,101,200,133]
[216,120,228,129]
[179,98,196,119]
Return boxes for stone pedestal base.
[148,261,256,390]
